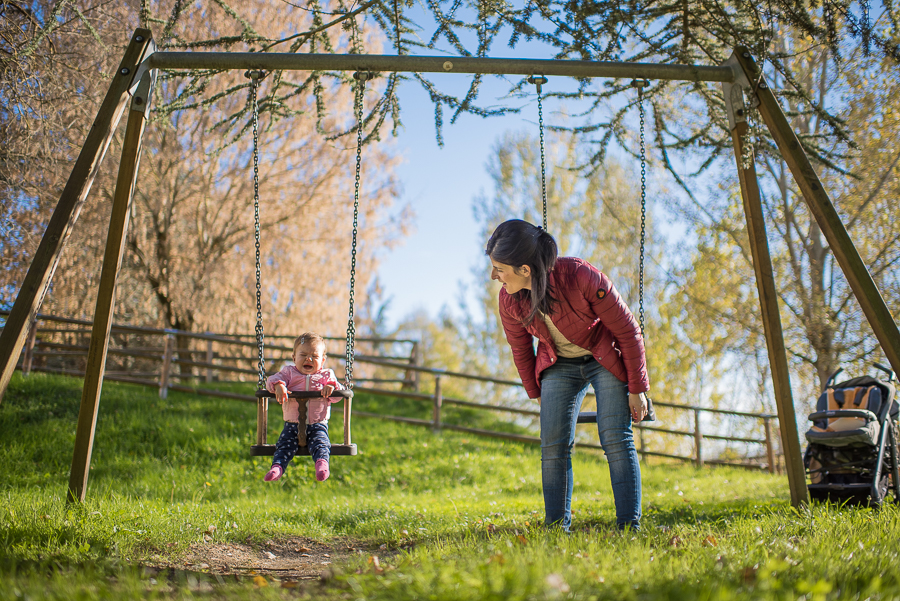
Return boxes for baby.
[264,332,343,482]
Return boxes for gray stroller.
[804,363,899,507]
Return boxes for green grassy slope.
[1,372,899,600]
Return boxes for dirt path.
[148,537,367,581]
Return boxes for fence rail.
[4,311,782,471]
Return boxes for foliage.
[672,26,900,400]
[137,0,900,180]
[0,0,411,338]
[3,371,900,600]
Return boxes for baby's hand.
[275,382,289,405]
[321,384,335,398]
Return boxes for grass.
[1,371,899,600]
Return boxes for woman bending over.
[486,219,649,531]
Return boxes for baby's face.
[293,340,326,375]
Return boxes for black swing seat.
[575,395,658,424]
[251,388,357,456]
[576,412,597,424]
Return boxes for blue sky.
[373,59,626,328]
[376,75,532,327]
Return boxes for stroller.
[804,362,900,507]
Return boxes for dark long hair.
[485,219,558,325]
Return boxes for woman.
[486,219,649,531]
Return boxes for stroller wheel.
[870,473,891,508]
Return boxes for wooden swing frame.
[0,28,898,507]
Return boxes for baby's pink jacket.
[265,366,343,424]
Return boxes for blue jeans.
[272,422,331,469]
[539,356,641,530]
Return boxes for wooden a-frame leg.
[0,29,153,404]
[67,68,155,504]
[726,112,808,506]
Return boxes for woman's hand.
[629,392,648,423]
[275,382,289,405]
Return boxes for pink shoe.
[315,459,330,482]
[264,465,284,482]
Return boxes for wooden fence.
[6,312,782,471]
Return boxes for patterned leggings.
[272,422,330,469]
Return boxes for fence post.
[159,332,175,399]
[21,320,38,375]
[205,335,214,383]
[407,342,421,391]
[694,409,703,467]
[764,417,776,474]
[432,374,443,432]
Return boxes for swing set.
[0,29,899,509]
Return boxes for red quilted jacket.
[498,256,650,398]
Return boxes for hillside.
[1,372,898,600]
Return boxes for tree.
[1,0,134,306]
[136,1,900,188]
[395,129,686,404]
[2,0,411,345]
[671,27,900,399]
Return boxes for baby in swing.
[263,332,343,482]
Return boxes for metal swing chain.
[345,71,370,389]
[632,79,648,336]
[528,75,549,230]
[248,70,266,389]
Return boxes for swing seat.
[575,395,657,424]
[251,389,357,456]
[250,444,358,456]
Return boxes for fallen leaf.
[281,581,298,589]
[265,551,277,560]
[668,536,681,547]
[702,535,718,547]
[295,546,311,553]
[368,555,384,575]
[487,523,497,533]
[253,575,267,588]
[741,565,758,583]
[489,552,505,565]
[517,534,528,546]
